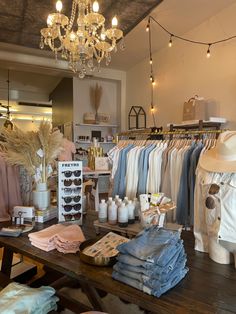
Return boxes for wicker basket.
[83,112,96,124]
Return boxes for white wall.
[73,77,121,141]
[126,2,236,130]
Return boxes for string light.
[206,44,211,58]
[168,34,173,47]
[148,15,236,56]
[146,13,236,127]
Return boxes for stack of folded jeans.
[112,226,188,297]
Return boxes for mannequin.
[195,131,236,267]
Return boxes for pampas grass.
[90,83,102,117]
[1,121,63,183]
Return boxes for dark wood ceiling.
[0,0,162,50]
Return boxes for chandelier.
[40,0,124,78]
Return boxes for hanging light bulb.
[151,103,154,112]
[168,34,173,47]
[112,16,118,28]
[56,0,63,13]
[92,1,99,13]
[149,58,153,65]
[207,44,211,58]
[47,14,53,27]
[150,75,153,82]
[70,31,76,42]
[146,22,150,32]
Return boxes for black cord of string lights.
[147,17,157,126]
[146,15,236,116]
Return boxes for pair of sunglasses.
[64,179,82,186]
[62,170,81,178]
[63,203,81,212]
[63,187,81,195]
[63,195,81,204]
[63,212,82,221]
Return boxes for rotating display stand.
[58,161,83,225]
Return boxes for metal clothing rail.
[117,128,227,139]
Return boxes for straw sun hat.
[199,131,236,173]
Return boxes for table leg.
[80,281,108,312]
[1,247,13,277]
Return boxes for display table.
[93,220,182,238]
[0,215,236,313]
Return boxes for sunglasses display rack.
[58,161,83,225]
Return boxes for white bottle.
[133,197,141,221]
[107,197,113,207]
[127,200,135,224]
[124,196,129,205]
[114,195,120,205]
[98,199,107,223]
[108,201,117,225]
[118,202,128,228]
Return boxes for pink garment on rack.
[0,154,22,222]
[58,138,76,161]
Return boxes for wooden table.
[0,216,236,313]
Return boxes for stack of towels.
[112,226,188,297]
[28,224,85,253]
[0,282,58,314]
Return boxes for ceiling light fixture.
[40,0,124,78]
[0,70,13,129]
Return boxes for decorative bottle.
[114,195,120,205]
[127,200,135,224]
[118,202,128,228]
[133,197,141,221]
[98,199,107,223]
[107,197,113,207]
[124,196,129,205]
[108,201,117,225]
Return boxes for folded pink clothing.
[28,224,67,244]
[56,246,80,254]
[30,240,56,252]
[54,240,81,250]
[55,224,85,243]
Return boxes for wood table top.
[0,215,236,314]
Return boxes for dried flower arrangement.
[0,121,63,184]
[90,83,102,123]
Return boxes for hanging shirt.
[112,144,134,198]
[176,143,197,226]
[126,146,144,199]
[137,144,156,195]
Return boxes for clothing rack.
[117,128,226,140]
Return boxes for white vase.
[33,182,50,211]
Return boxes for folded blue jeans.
[117,226,180,262]
[113,250,187,283]
[117,243,185,274]
[112,266,188,298]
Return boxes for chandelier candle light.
[40,0,124,78]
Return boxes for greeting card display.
[58,161,83,224]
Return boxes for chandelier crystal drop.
[40,0,124,78]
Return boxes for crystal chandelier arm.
[67,0,77,31]
[47,38,64,53]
